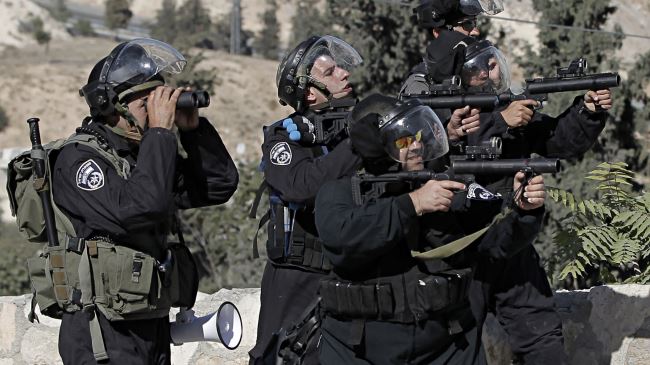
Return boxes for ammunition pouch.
[257,192,331,272]
[26,238,198,323]
[319,268,472,324]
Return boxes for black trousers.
[319,309,486,365]
[249,260,326,365]
[472,244,568,364]
[58,310,171,365]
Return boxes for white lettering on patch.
[76,159,105,191]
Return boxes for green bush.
[549,162,650,285]
[0,222,38,296]
[71,19,96,37]
[181,162,267,294]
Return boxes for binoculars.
[177,90,211,109]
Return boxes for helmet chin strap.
[111,80,165,143]
[113,102,144,143]
[307,76,337,111]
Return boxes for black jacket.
[52,118,238,260]
[315,178,544,279]
[250,113,361,363]
[468,96,608,159]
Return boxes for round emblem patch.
[270,142,292,166]
[76,159,105,191]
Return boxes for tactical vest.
[6,132,198,361]
[249,121,331,272]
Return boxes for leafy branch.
[548,162,650,283]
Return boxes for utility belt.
[319,268,472,324]
[27,235,198,322]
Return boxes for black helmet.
[460,39,511,93]
[414,0,503,29]
[349,94,448,174]
[79,38,186,121]
[276,35,362,112]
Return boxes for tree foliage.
[181,162,267,293]
[149,0,219,94]
[323,0,427,96]
[104,0,132,32]
[150,0,178,45]
[511,0,650,287]
[70,19,97,37]
[49,0,70,22]
[289,0,328,47]
[18,15,51,52]
[0,219,38,296]
[255,0,281,59]
[548,162,650,285]
[175,0,214,49]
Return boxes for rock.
[0,286,649,364]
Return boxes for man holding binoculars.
[44,38,239,364]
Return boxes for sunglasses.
[394,130,423,149]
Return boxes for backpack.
[7,131,199,361]
[6,133,131,319]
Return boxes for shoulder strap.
[411,208,512,260]
[61,134,131,179]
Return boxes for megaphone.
[170,301,243,350]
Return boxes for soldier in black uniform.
[249,36,363,364]
[54,38,238,364]
[314,94,549,365]
[402,5,613,362]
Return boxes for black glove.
[282,115,317,145]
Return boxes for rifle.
[401,58,620,111]
[26,117,59,247]
[311,97,356,145]
[351,138,560,205]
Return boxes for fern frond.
[559,258,589,280]
[611,238,641,265]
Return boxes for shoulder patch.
[76,159,105,191]
[270,142,292,166]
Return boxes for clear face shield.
[106,38,186,86]
[459,0,504,16]
[379,105,449,165]
[461,44,510,94]
[300,36,363,93]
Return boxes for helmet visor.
[461,45,510,93]
[380,106,449,164]
[459,0,504,15]
[298,35,363,75]
[107,38,186,86]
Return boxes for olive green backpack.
[6,134,132,318]
[7,132,199,361]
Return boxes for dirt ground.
[0,37,293,162]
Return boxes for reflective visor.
[301,35,363,76]
[380,106,449,163]
[107,38,186,86]
[461,44,510,94]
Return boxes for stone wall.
[1,285,649,364]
